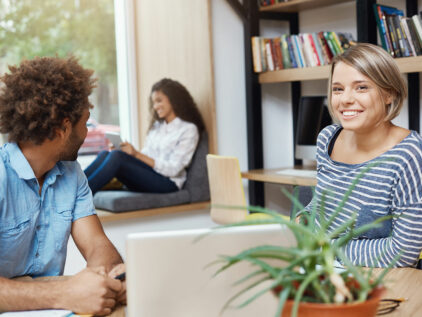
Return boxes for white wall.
[64,209,215,275]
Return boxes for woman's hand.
[120,142,137,156]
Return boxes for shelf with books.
[259,55,422,83]
[259,0,353,13]
[226,0,419,207]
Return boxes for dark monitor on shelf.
[295,96,332,162]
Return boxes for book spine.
[280,35,292,69]
[331,32,344,54]
[378,6,394,56]
[251,37,262,72]
[392,14,410,56]
[300,34,314,67]
[323,32,338,57]
[260,37,267,72]
[318,31,333,62]
[412,15,422,48]
[400,18,416,56]
[308,33,321,66]
[311,33,325,65]
[286,35,298,68]
[406,18,422,55]
[386,15,402,57]
[265,39,275,71]
[292,35,305,68]
[373,4,388,52]
[275,37,284,69]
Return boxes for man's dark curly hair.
[149,78,205,133]
[0,56,96,144]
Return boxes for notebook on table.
[126,224,296,317]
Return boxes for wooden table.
[374,267,422,316]
[16,268,422,316]
[241,166,317,186]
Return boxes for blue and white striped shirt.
[305,124,422,267]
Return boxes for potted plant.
[211,166,399,317]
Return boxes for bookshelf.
[259,56,422,83]
[227,0,420,206]
[259,0,353,13]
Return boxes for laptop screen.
[126,224,296,316]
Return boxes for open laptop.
[126,224,296,317]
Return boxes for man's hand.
[61,267,122,316]
[108,263,127,305]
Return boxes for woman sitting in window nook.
[303,43,422,267]
[84,78,205,195]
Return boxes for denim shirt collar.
[5,142,63,181]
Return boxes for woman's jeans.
[84,150,178,195]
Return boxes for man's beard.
[58,129,84,161]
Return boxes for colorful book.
[311,33,325,66]
[412,15,422,49]
[300,34,314,67]
[264,39,275,71]
[400,18,416,56]
[273,37,284,70]
[405,18,422,55]
[251,37,262,72]
[386,15,402,57]
[259,37,267,72]
[292,35,305,68]
[317,31,333,63]
[392,14,410,57]
[323,32,338,57]
[286,35,298,68]
[280,35,292,69]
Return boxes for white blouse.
[141,117,199,189]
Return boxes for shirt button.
[35,252,39,257]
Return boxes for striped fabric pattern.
[305,124,422,267]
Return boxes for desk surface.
[19,267,422,316]
[374,267,422,316]
[241,166,317,186]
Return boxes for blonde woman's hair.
[327,43,407,122]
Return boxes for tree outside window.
[0,0,119,129]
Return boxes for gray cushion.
[93,189,190,212]
[183,131,210,202]
[93,132,210,212]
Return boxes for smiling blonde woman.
[303,43,422,268]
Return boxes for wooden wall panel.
[134,0,217,153]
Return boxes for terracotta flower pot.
[275,287,385,317]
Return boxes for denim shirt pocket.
[52,206,73,252]
[0,217,32,276]
[355,206,392,239]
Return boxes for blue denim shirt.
[0,143,96,278]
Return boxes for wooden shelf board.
[97,201,210,223]
[395,56,422,74]
[259,65,330,83]
[242,167,317,186]
[260,0,353,13]
[258,56,422,83]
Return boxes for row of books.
[374,4,422,58]
[259,0,289,7]
[251,32,354,73]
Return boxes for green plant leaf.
[274,286,291,317]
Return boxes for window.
[0,0,137,149]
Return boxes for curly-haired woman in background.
[84,78,205,195]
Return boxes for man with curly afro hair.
[0,56,126,315]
